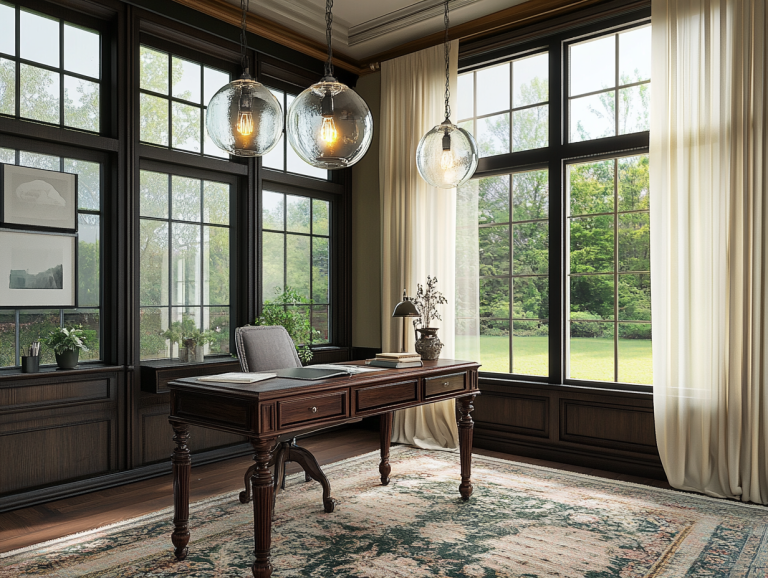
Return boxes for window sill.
[0,362,124,383]
[479,373,653,396]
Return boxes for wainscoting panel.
[560,400,657,453]
[0,368,123,497]
[473,392,549,438]
[472,379,664,479]
[0,420,111,495]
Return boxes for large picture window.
[138,169,232,360]
[460,15,651,387]
[0,147,102,367]
[0,2,102,132]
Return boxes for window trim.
[459,7,652,393]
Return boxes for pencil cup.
[21,356,40,373]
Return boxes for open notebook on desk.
[197,372,276,383]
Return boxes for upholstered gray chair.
[234,325,334,512]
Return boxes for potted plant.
[160,317,202,362]
[42,325,90,369]
[255,287,320,364]
[411,275,448,360]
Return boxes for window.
[262,88,329,180]
[0,2,101,132]
[459,15,651,387]
[477,170,549,375]
[458,52,549,157]
[261,191,331,343]
[138,45,230,158]
[138,169,232,360]
[568,27,651,142]
[567,154,650,384]
[0,147,102,367]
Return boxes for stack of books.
[365,352,423,368]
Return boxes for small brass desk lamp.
[392,290,420,353]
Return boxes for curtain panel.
[651,0,768,503]
[380,44,460,450]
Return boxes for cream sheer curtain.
[651,0,768,503]
[380,44,460,450]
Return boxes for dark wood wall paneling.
[472,379,663,479]
[0,0,354,512]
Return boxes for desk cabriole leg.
[379,411,393,485]
[251,438,276,578]
[170,421,191,560]
[458,396,476,500]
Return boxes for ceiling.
[232,0,528,60]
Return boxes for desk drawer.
[424,373,466,398]
[355,380,418,413]
[278,391,347,428]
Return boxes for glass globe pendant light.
[205,0,282,157]
[416,1,478,189]
[286,0,373,169]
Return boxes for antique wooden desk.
[167,358,480,578]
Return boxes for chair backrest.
[234,325,302,372]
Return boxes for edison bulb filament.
[321,116,338,144]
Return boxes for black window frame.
[0,0,112,135]
[460,4,652,393]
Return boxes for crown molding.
[359,0,613,70]
[170,0,367,75]
[348,0,481,47]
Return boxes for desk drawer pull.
[310,406,317,413]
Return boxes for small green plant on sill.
[42,325,90,354]
[161,317,219,354]
[255,287,320,364]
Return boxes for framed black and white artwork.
[0,230,77,308]
[0,164,78,231]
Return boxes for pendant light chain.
[240,0,250,73]
[443,0,451,121]
[325,0,335,78]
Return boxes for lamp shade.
[416,120,478,189]
[392,299,419,318]
[205,77,283,157]
[286,78,373,169]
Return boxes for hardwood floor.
[0,427,671,554]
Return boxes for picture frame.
[0,230,77,308]
[0,164,78,232]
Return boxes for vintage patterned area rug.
[2,447,767,577]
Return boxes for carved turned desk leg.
[251,438,276,578]
[458,396,476,501]
[170,421,191,560]
[379,411,393,485]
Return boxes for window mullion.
[548,38,564,384]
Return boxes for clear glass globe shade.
[416,122,478,189]
[205,78,283,157]
[286,79,373,169]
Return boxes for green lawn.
[459,335,652,385]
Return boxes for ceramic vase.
[414,328,443,360]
